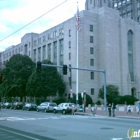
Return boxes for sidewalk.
[75,108,140,119]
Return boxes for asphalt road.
[0,109,140,140]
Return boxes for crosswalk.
[0,115,108,121]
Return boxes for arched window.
[127,30,134,81]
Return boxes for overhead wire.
[0,0,68,43]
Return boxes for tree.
[72,93,93,106]
[26,59,65,99]
[98,84,120,104]
[1,54,35,100]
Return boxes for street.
[0,109,140,140]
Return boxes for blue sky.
[0,0,85,52]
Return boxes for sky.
[0,0,86,52]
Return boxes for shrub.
[72,93,93,106]
[53,98,66,105]
[121,95,138,105]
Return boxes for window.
[34,40,37,46]
[90,25,93,32]
[69,53,71,60]
[90,0,92,4]
[90,36,93,43]
[90,59,94,66]
[43,36,46,42]
[91,88,94,95]
[69,29,71,37]
[90,72,94,79]
[69,41,71,48]
[90,47,94,54]
[127,30,134,81]
[38,38,41,44]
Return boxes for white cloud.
[0,0,85,52]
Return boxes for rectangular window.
[69,53,71,60]
[90,59,94,66]
[90,72,94,79]
[90,36,94,43]
[90,0,92,4]
[69,41,71,48]
[34,40,37,46]
[69,29,71,37]
[91,88,94,95]
[90,25,93,32]
[90,47,94,54]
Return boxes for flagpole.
[76,2,79,104]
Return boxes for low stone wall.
[86,104,139,112]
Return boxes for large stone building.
[0,0,140,102]
[112,0,140,23]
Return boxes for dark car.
[22,103,37,111]
[11,102,23,110]
[3,102,12,109]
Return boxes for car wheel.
[53,109,56,114]
[62,110,66,114]
[37,108,39,112]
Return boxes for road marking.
[0,115,108,121]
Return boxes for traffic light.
[63,65,67,75]
[0,74,2,84]
[37,61,41,72]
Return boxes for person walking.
[137,103,140,114]
[112,103,116,117]
[108,103,112,117]
[71,104,75,115]
[127,104,131,114]
[91,105,96,116]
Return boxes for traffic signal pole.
[41,63,107,113]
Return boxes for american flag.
[76,4,81,31]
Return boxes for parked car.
[36,102,57,112]
[22,103,37,111]
[53,103,77,114]
[11,102,23,110]
[3,102,12,109]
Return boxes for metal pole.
[103,70,107,114]
[76,20,79,105]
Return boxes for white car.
[37,102,57,112]
[53,103,77,114]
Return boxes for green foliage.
[26,59,66,98]
[96,100,101,105]
[53,98,66,105]
[1,54,35,99]
[98,84,120,104]
[119,95,138,105]
[72,93,93,106]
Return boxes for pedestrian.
[71,104,75,115]
[137,103,140,114]
[112,103,116,117]
[108,103,112,117]
[91,105,96,116]
[127,104,131,114]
